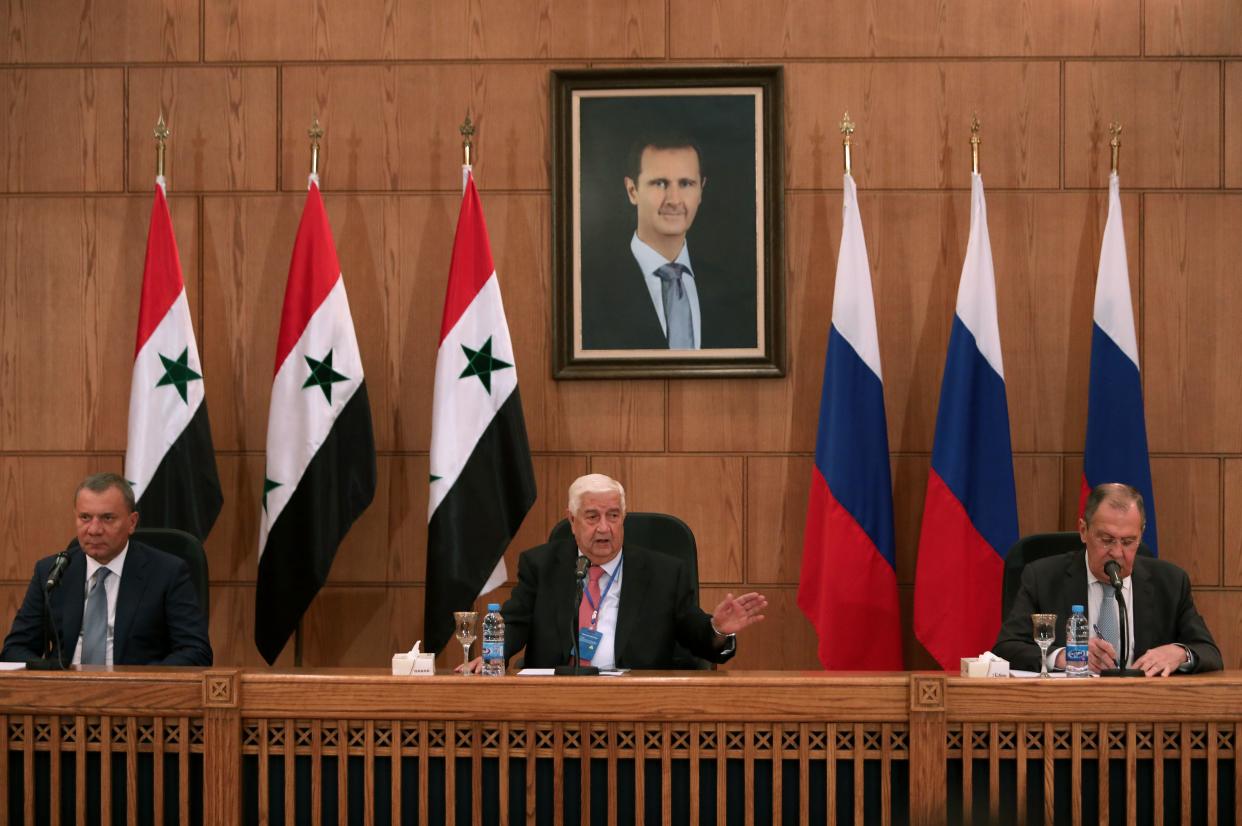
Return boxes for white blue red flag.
[914,172,1018,671]
[1080,172,1157,551]
[798,173,903,670]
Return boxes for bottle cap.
[1071,604,1084,613]
[487,603,500,611]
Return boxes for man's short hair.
[75,472,137,513]
[567,474,627,515]
[625,133,706,183]
[1082,482,1145,529]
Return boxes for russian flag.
[1080,172,1158,552]
[913,172,1018,671]
[797,173,903,671]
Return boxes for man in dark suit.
[1,473,212,667]
[467,474,766,671]
[579,134,758,352]
[993,483,1220,676]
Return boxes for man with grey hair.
[994,483,1220,676]
[467,473,766,671]
[2,472,212,667]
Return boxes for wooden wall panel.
[280,64,551,192]
[1064,62,1221,189]
[892,456,931,585]
[1150,457,1221,586]
[0,69,124,193]
[1192,591,1242,669]
[1225,459,1242,587]
[745,456,812,585]
[0,456,124,580]
[1227,63,1242,189]
[206,0,665,61]
[507,455,591,556]
[1144,194,1242,453]
[128,68,278,193]
[1145,0,1242,56]
[670,0,1139,58]
[786,62,1061,190]
[208,583,292,667]
[590,456,745,583]
[300,585,423,667]
[0,196,198,452]
[706,586,819,671]
[0,0,199,63]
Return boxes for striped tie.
[1097,583,1122,666]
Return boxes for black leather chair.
[548,512,710,669]
[67,527,210,621]
[1001,531,1153,622]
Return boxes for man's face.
[624,146,704,249]
[1079,503,1143,583]
[568,491,625,566]
[75,486,138,565]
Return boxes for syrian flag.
[125,177,222,541]
[797,173,903,670]
[914,172,1019,671]
[1080,172,1158,551]
[255,176,376,665]
[424,169,535,654]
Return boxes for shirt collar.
[84,542,129,581]
[630,233,694,278]
[576,548,624,578]
[1083,549,1130,592]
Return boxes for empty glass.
[453,611,478,676]
[1031,613,1057,678]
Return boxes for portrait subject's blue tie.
[654,262,695,349]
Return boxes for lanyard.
[583,557,622,630]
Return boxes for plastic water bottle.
[1065,604,1089,677]
[481,603,505,676]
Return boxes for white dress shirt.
[630,234,702,349]
[72,543,128,666]
[577,549,624,670]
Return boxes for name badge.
[578,627,603,662]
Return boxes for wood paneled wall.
[2,0,1240,671]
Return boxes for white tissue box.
[392,653,435,676]
[960,657,1010,678]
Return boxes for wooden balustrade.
[0,669,1239,825]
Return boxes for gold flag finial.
[154,115,170,179]
[970,112,982,174]
[460,113,476,167]
[1109,121,1122,175]
[840,111,855,175]
[308,117,324,178]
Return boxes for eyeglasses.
[1091,533,1139,550]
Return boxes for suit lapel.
[1130,560,1156,658]
[554,542,579,658]
[113,544,149,664]
[1060,553,1089,639]
[59,552,88,655]
[613,548,648,662]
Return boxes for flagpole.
[460,113,475,193]
[1109,121,1122,174]
[970,112,981,174]
[154,116,169,186]
[840,112,854,175]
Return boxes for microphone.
[44,552,70,590]
[1103,560,1124,590]
[575,556,591,581]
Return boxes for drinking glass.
[1031,613,1057,678]
[453,611,478,676]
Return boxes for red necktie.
[578,565,605,662]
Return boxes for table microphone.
[44,552,70,590]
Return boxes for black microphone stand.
[1100,583,1143,678]
[27,569,67,671]
[555,565,598,676]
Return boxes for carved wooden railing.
[0,669,1238,825]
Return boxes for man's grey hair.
[567,474,626,515]
[1082,482,1145,530]
[75,472,137,513]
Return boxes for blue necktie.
[82,568,110,665]
[654,263,694,349]
[1097,583,1122,666]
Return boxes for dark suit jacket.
[992,551,1221,673]
[1,542,213,666]
[502,540,734,669]
[580,236,757,351]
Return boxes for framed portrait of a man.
[552,67,785,378]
